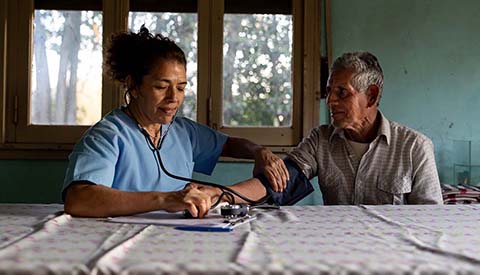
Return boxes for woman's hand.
[163,184,212,218]
[186,183,226,205]
[253,148,289,192]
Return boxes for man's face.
[326,69,369,129]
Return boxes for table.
[1,203,480,274]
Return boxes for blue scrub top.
[62,108,228,198]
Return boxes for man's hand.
[163,184,212,218]
[253,148,289,192]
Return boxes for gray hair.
[331,52,384,93]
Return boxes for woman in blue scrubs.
[62,26,288,218]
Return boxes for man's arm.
[64,181,212,218]
[219,178,269,204]
[408,139,443,204]
[221,137,289,192]
[200,159,314,206]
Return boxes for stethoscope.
[125,104,270,210]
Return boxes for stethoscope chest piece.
[220,204,249,219]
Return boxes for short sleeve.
[62,127,120,198]
[182,119,228,175]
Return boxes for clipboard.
[106,210,256,232]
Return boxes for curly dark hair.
[105,25,187,88]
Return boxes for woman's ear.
[125,75,137,98]
[366,85,380,108]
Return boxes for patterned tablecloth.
[1,204,480,274]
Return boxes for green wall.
[0,160,67,203]
[0,160,321,204]
[330,0,480,184]
[3,0,480,203]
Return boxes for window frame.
[209,2,300,146]
[0,0,6,146]
[0,0,321,159]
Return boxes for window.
[210,1,298,146]
[32,9,103,126]
[0,0,321,158]
[222,13,293,128]
[209,0,321,148]
[4,0,106,148]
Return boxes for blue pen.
[174,225,232,232]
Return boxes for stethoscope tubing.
[137,113,269,206]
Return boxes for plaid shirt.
[288,111,443,205]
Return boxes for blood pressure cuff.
[257,158,314,205]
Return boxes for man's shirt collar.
[329,110,391,145]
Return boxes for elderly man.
[205,51,442,206]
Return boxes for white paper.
[106,210,226,227]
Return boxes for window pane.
[128,12,198,121]
[32,10,103,125]
[223,14,293,127]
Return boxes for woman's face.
[132,59,187,125]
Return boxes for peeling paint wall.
[330,0,480,184]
